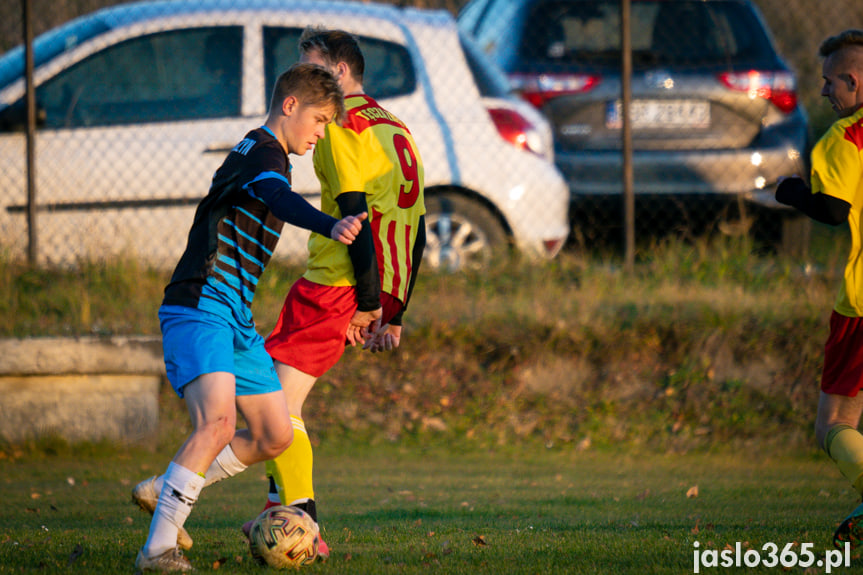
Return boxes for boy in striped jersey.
[241,28,427,558]
[132,63,367,573]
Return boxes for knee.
[200,415,237,449]
[259,425,294,460]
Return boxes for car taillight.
[488,107,543,157]
[509,72,600,108]
[718,70,798,114]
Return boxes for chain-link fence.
[1,0,861,269]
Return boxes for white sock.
[142,462,204,558]
[203,444,248,487]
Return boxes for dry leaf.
[472,535,488,547]
[686,485,699,498]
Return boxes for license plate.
[606,100,710,129]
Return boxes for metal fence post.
[620,0,634,271]
[23,0,37,265]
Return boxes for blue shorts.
[159,304,282,398]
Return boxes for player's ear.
[335,61,349,81]
[282,95,298,116]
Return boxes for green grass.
[1,226,860,572]
[1,444,861,574]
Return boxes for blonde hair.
[269,62,345,123]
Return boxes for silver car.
[458,0,811,250]
[0,0,569,270]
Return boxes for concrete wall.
[0,336,164,445]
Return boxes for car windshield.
[0,16,110,93]
[523,0,778,70]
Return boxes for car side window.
[263,27,416,102]
[36,26,242,128]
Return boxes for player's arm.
[248,175,363,243]
[336,191,381,312]
[775,176,849,225]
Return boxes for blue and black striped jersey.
[162,127,288,313]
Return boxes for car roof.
[80,0,421,24]
[0,0,454,95]
[53,0,453,42]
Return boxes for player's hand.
[363,324,402,353]
[346,307,382,346]
[331,211,368,245]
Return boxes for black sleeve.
[250,177,337,237]
[775,177,850,226]
[336,191,380,312]
[240,137,337,237]
[389,215,425,327]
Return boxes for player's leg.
[817,311,863,548]
[261,279,355,512]
[266,363,318,507]
[818,392,863,549]
[135,306,239,568]
[227,340,295,467]
[238,362,318,538]
[817,392,863,482]
[138,371,237,571]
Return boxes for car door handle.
[203,143,235,154]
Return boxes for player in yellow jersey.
[775,29,863,549]
[241,28,426,559]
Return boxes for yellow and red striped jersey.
[304,94,425,304]
[811,106,863,316]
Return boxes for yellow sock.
[266,416,315,505]
[826,425,863,496]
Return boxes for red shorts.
[264,277,403,377]
[821,310,863,397]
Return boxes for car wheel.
[424,193,508,272]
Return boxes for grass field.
[1,227,860,573]
[1,444,861,574]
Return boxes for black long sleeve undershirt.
[336,192,380,312]
[775,177,850,226]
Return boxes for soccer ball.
[248,505,319,568]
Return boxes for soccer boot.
[242,500,330,562]
[132,476,194,551]
[833,501,863,549]
[316,530,330,562]
[135,547,194,572]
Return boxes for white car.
[0,0,569,271]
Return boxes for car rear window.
[522,0,779,69]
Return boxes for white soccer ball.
[248,505,319,568]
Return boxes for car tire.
[423,192,508,271]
